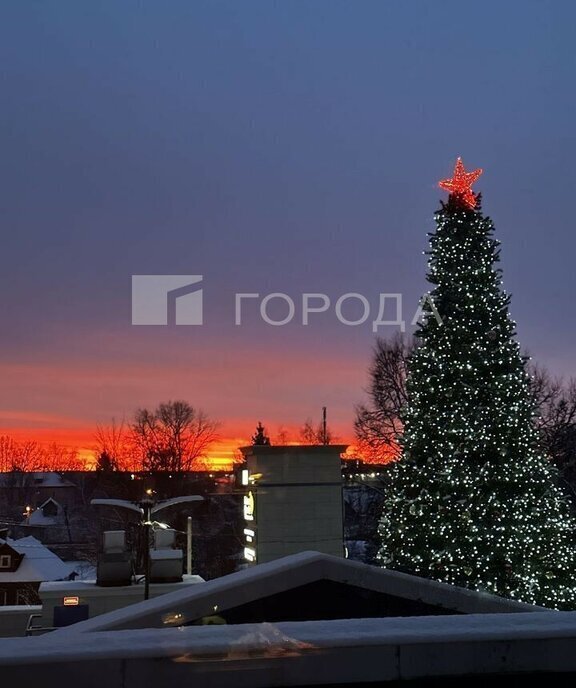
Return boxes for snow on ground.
[65,561,96,580]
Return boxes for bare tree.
[275,425,289,444]
[0,436,25,472]
[131,400,219,472]
[299,418,334,445]
[94,419,136,471]
[355,337,576,472]
[531,365,576,481]
[39,443,83,471]
[18,440,46,471]
[0,436,45,472]
[0,436,84,472]
[354,334,412,463]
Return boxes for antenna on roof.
[322,406,328,445]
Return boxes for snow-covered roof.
[10,612,576,683]
[28,612,576,657]
[0,536,75,583]
[54,551,542,636]
[25,498,63,526]
[26,511,58,527]
[0,472,77,489]
[38,497,62,509]
[65,561,97,581]
[30,472,76,488]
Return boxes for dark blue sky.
[1,1,575,456]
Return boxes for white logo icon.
[131,275,203,325]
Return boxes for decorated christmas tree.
[379,158,576,608]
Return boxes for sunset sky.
[1,1,576,467]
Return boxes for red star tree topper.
[438,157,483,208]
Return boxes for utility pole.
[186,516,192,576]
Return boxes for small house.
[0,535,75,605]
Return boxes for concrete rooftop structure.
[52,551,540,635]
[0,553,574,686]
[239,445,347,565]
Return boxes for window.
[16,589,33,605]
[0,555,11,569]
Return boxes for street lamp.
[91,493,203,600]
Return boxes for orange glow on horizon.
[0,424,396,471]
[0,341,387,469]
[0,426,252,470]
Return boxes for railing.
[25,613,55,636]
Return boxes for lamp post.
[140,492,154,601]
[91,493,203,600]
[186,516,192,576]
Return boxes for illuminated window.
[0,555,11,569]
[243,491,255,521]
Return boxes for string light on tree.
[378,158,576,609]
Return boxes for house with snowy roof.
[0,535,75,605]
[28,472,80,506]
[0,471,79,503]
[24,497,65,527]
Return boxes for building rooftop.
[2,611,576,686]
[1,553,570,686]
[0,536,75,583]
[52,551,541,635]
